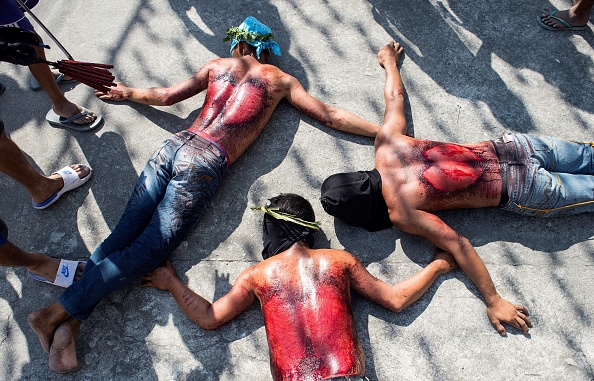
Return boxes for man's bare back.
[142,193,457,380]
[98,48,379,165]
[252,246,365,380]
[321,41,532,336]
[376,134,502,213]
[187,57,289,162]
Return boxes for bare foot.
[27,255,85,284]
[28,309,57,352]
[27,303,70,353]
[31,164,91,204]
[52,102,97,125]
[49,318,80,373]
[378,40,404,69]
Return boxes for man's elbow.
[159,93,177,106]
[193,318,222,331]
[153,89,179,106]
[386,296,406,313]
[390,301,406,313]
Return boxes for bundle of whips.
[15,0,116,92]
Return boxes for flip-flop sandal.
[30,72,78,91]
[46,108,103,132]
[536,11,588,31]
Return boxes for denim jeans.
[60,131,228,320]
[498,134,594,217]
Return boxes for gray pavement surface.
[1,0,594,380]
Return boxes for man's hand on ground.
[141,259,177,291]
[377,40,403,69]
[486,296,532,336]
[95,82,130,101]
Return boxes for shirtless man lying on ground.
[143,193,458,381]
[322,41,594,336]
[28,16,381,373]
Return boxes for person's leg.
[525,135,594,175]
[59,134,228,320]
[0,218,83,282]
[79,139,179,278]
[505,135,594,216]
[26,137,182,369]
[1,9,97,125]
[538,0,594,30]
[0,122,90,204]
[28,44,96,125]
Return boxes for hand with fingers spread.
[141,259,177,291]
[486,296,532,335]
[95,82,131,101]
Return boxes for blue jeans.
[59,131,228,320]
[498,134,594,217]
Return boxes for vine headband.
[252,206,321,230]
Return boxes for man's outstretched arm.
[284,75,381,138]
[348,250,457,313]
[142,259,256,330]
[377,41,408,137]
[396,209,532,335]
[95,63,211,106]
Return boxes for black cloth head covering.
[320,168,392,232]
[261,213,315,259]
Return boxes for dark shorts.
[0,0,40,30]
[324,376,368,381]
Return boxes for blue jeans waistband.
[182,130,230,164]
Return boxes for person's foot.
[28,308,59,352]
[31,164,91,205]
[52,102,97,125]
[27,255,85,284]
[49,318,80,373]
[538,9,589,30]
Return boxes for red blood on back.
[422,144,485,192]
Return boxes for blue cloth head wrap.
[226,16,281,59]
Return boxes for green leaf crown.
[251,206,321,230]
[223,27,275,43]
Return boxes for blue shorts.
[0,0,40,30]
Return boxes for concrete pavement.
[0,0,593,379]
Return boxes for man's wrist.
[484,293,502,306]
